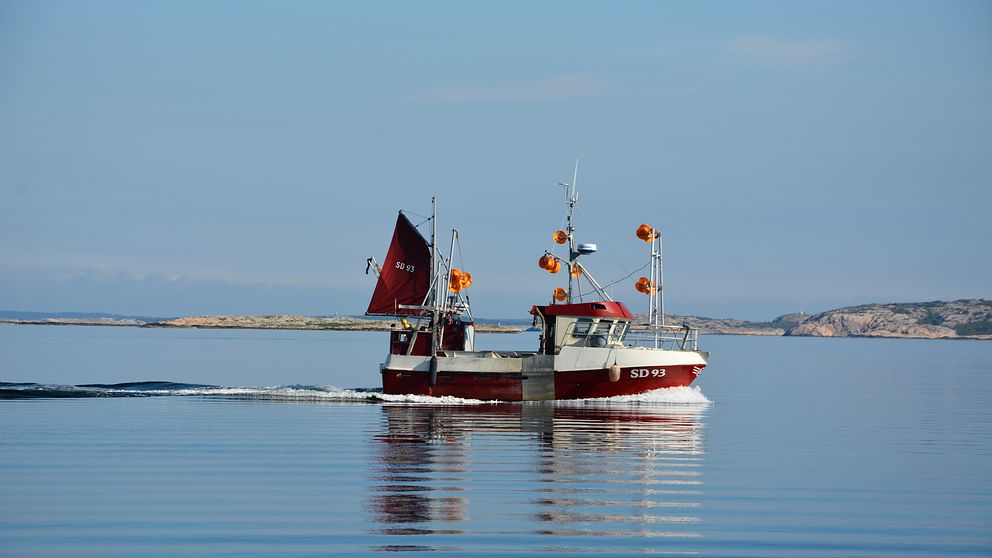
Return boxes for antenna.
[561,160,579,303]
[571,159,578,200]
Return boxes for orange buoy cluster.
[538,253,561,274]
[552,230,568,245]
[448,268,473,293]
[636,224,659,242]
[553,287,568,302]
[635,276,656,295]
[570,262,583,278]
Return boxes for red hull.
[381,370,523,400]
[381,364,702,401]
[554,364,700,399]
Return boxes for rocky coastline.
[782,299,992,340]
[651,299,990,340]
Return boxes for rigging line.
[546,213,568,256]
[666,283,691,322]
[402,209,433,233]
[599,260,651,291]
[404,209,431,221]
[413,217,432,230]
[452,234,474,315]
[573,202,630,275]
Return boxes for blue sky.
[1,0,990,320]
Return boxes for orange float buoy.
[635,276,652,294]
[548,259,561,273]
[570,263,583,278]
[553,287,568,302]
[449,269,464,292]
[538,254,551,270]
[460,272,472,288]
[553,230,568,244]
[636,224,659,242]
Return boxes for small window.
[609,322,630,345]
[571,318,594,337]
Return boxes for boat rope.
[599,260,650,291]
[574,202,631,275]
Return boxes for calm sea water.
[1,325,990,556]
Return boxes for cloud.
[411,74,614,103]
[726,36,852,68]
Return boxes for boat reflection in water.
[368,401,708,554]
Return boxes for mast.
[443,229,458,314]
[648,227,664,347]
[563,160,579,303]
[430,197,438,356]
[659,233,665,328]
[437,228,458,350]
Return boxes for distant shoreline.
[2,299,990,340]
[0,316,523,334]
[3,318,988,340]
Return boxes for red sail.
[366,212,432,315]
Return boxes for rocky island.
[648,299,991,339]
[782,299,992,339]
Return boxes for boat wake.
[557,385,711,406]
[0,381,708,405]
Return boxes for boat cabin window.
[562,318,630,348]
[572,318,594,338]
[611,321,630,344]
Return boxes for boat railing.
[624,324,700,351]
[556,320,700,352]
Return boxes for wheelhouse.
[531,302,634,355]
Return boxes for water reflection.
[368,402,707,553]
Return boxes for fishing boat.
[364,173,708,400]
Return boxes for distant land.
[668,298,992,340]
[1,299,990,340]
[0,311,172,326]
[0,312,522,334]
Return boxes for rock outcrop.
[632,315,788,336]
[772,312,810,326]
[785,299,992,339]
[666,315,787,336]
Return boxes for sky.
[1,0,990,320]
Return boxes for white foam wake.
[121,385,494,405]
[559,386,711,406]
[4,381,708,406]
